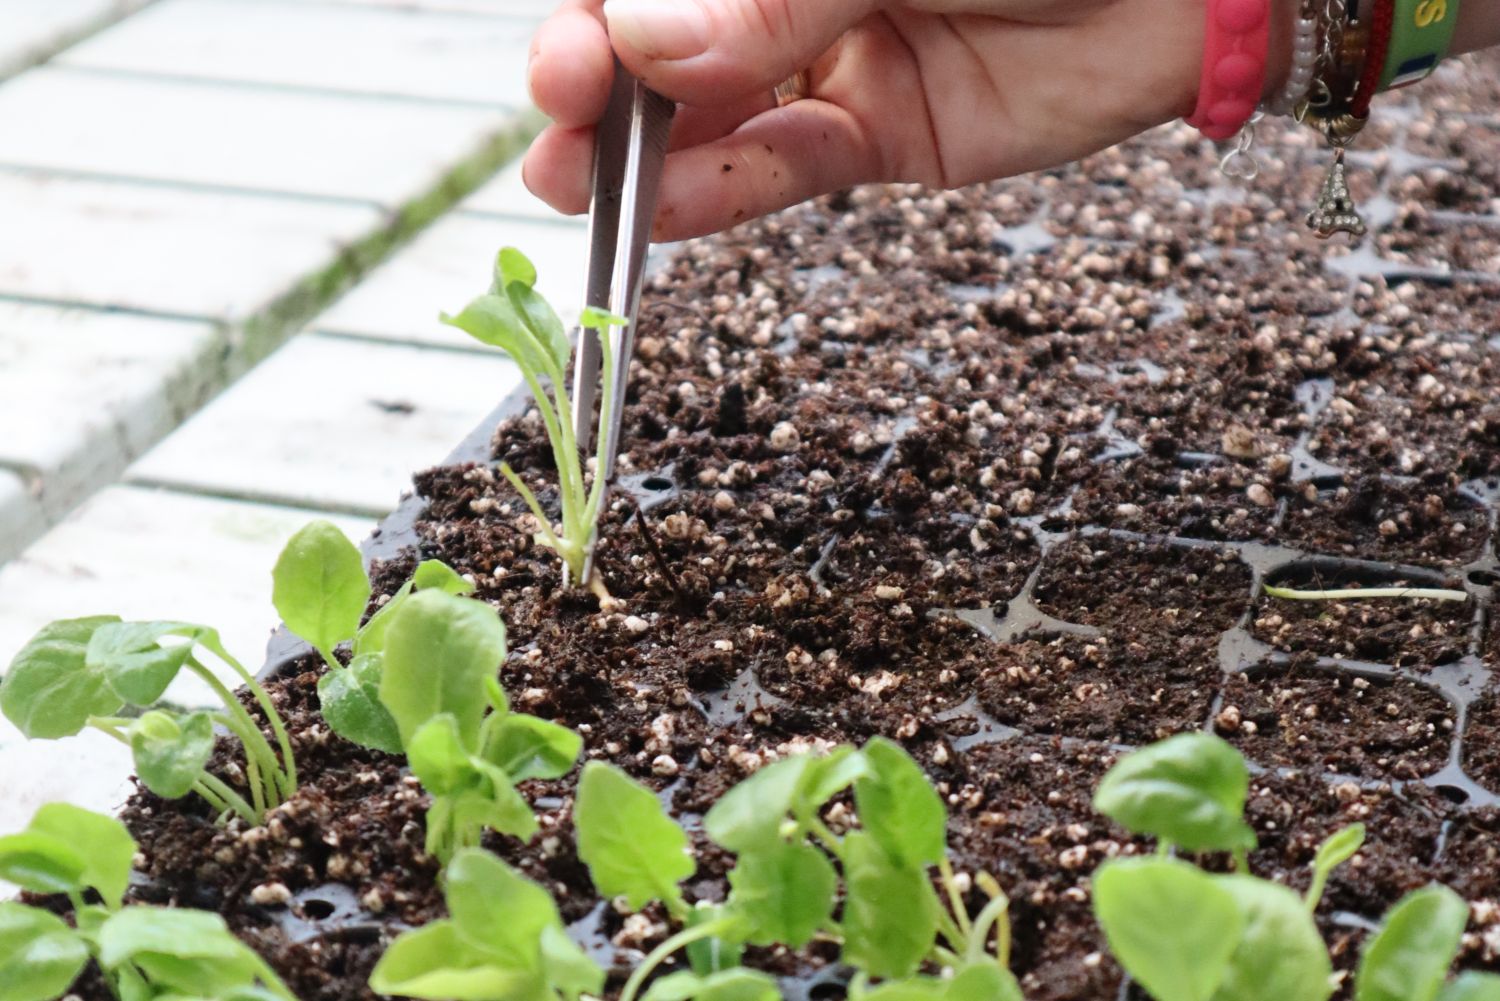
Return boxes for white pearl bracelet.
[1269,13,1320,116]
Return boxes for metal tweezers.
[566,58,676,587]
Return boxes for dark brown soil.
[49,49,1500,1001]
[1220,662,1455,780]
[1251,581,1472,668]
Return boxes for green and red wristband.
[1380,0,1463,89]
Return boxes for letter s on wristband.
[1186,0,1273,141]
[1380,0,1462,89]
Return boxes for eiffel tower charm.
[1306,147,1365,239]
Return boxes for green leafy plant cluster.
[367,848,601,1001]
[1,616,295,826]
[441,247,627,594]
[0,803,293,1001]
[374,586,581,863]
[272,519,580,864]
[1092,732,1497,1001]
[374,738,1023,1001]
[271,519,473,755]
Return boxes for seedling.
[0,803,294,1001]
[272,519,473,755]
[374,589,581,863]
[1091,735,1340,1001]
[1265,584,1470,602]
[1,617,295,826]
[1355,885,1500,1001]
[1089,733,1500,1001]
[377,742,1024,1001]
[563,739,1024,1001]
[368,848,602,1001]
[441,247,627,596]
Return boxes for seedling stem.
[1264,584,1469,602]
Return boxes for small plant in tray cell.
[0,803,294,1001]
[271,519,474,756]
[370,737,1025,1001]
[1090,732,1500,1001]
[441,247,628,596]
[1,615,297,827]
[373,586,581,864]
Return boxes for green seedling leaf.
[507,285,570,377]
[1093,732,1256,853]
[491,249,568,375]
[483,714,582,783]
[856,979,947,1001]
[1441,974,1500,1001]
[468,762,546,840]
[540,925,605,1001]
[947,962,1025,1001]
[355,561,471,659]
[1092,857,1242,1001]
[446,849,565,968]
[272,521,370,659]
[704,748,865,855]
[704,755,810,853]
[0,833,86,898]
[483,675,510,715]
[574,762,693,912]
[685,906,744,976]
[411,560,475,596]
[1313,824,1365,879]
[1307,823,1366,911]
[0,902,89,1001]
[1211,875,1332,1001]
[797,745,868,812]
[353,583,411,657]
[442,295,558,392]
[580,307,629,331]
[380,590,507,750]
[1,616,123,738]
[368,921,544,1001]
[87,621,202,706]
[215,989,291,1001]
[726,839,836,947]
[853,737,946,867]
[495,247,538,290]
[317,653,402,755]
[97,906,251,968]
[409,715,478,796]
[25,804,135,909]
[1356,884,1468,1001]
[644,969,780,1001]
[840,831,940,981]
[98,907,274,998]
[129,710,214,800]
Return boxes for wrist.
[1453,0,1500,54]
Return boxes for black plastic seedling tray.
[239,74,1500,997]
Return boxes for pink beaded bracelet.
[1186,0,1273,141]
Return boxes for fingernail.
[604,0,711,60]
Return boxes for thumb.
[602,0,876,105]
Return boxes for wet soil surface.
[54,52,1500,1001]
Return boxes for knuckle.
[740,0,797,46]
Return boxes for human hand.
[522,0,1298,240]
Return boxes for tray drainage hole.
[641,476,674,492]
[808,985,843,1001]
[300,898,336,920]
[1470,570,1500,588]
[1434,784,1471,806]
